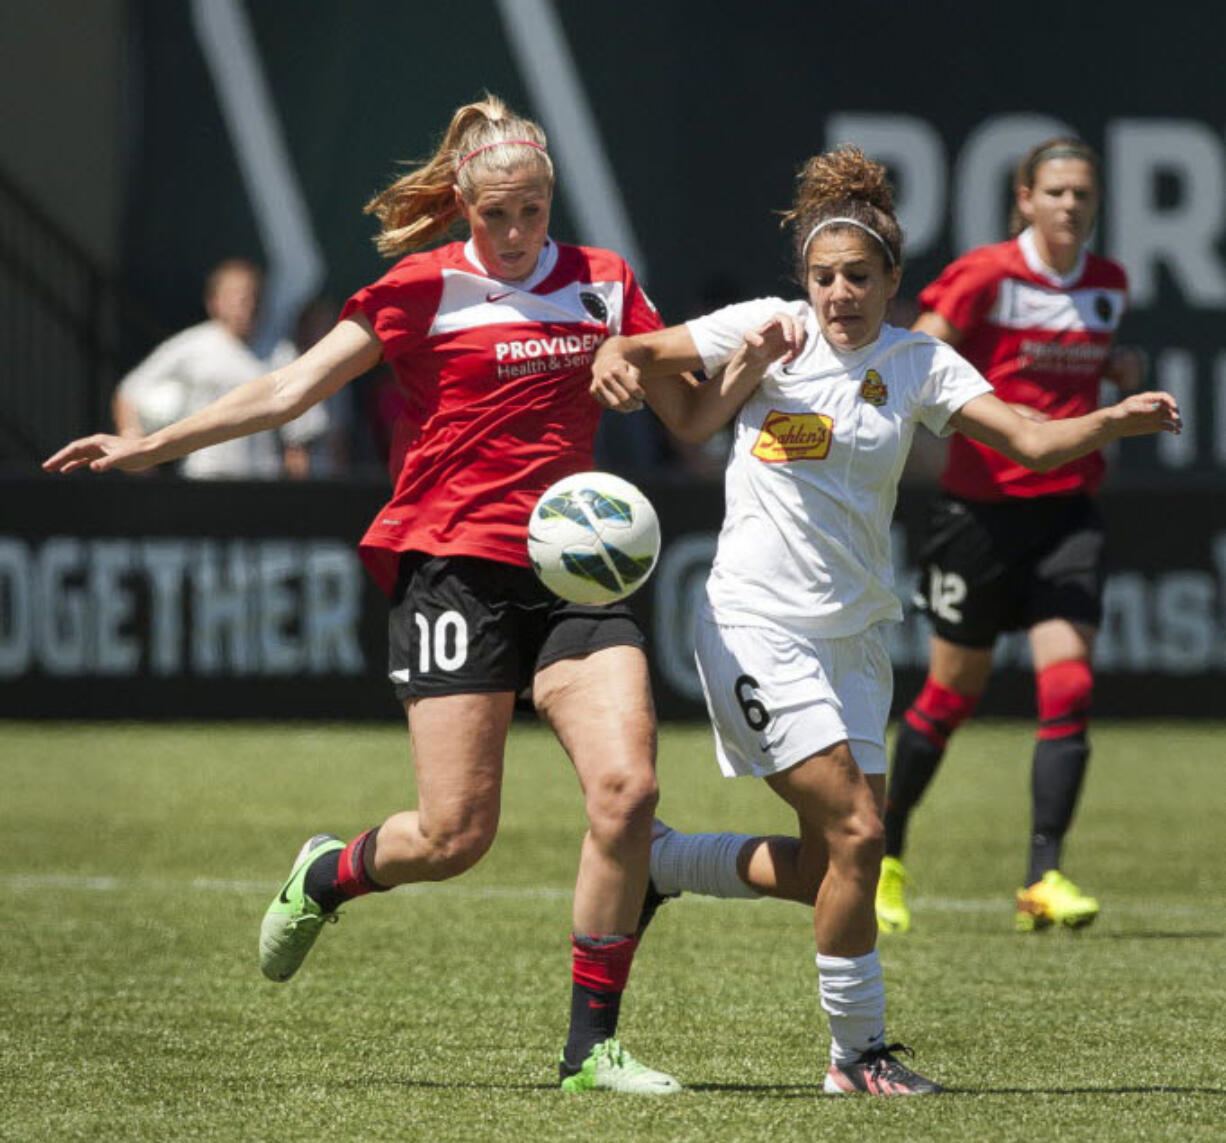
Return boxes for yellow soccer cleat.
[1015,870,1100,932]
[875,856,912,934]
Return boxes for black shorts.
[914,494,1105,649]
[387,552,646,701]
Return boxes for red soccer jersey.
[340,239,662,594]
[920,230,1127,501]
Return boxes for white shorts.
[693,611,893,779]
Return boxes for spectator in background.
[112,259,328,479]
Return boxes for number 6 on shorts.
[734,674,771,731]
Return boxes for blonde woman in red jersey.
[876,138,1145,935]
[44,95,680,1095]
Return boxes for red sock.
[1036,659,1093,740]
[572,934,638,993]
[903,677,979,749]
[335,828,386,898]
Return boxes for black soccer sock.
[561,934,636,1075]
[303,848,343,911]
[1028,731,1090,885]
[883,724,947,857]
[562,982,624,1072]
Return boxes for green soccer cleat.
[259,833,344,982]
[559,1038,683,1095]
[875,855,912,934]
[1015,870,1100,932]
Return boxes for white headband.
[801,217,896,267]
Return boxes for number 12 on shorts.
[928,568,967,624]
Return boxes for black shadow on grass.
[340,1080,561,1092]
[1097,930,1224,941]
[325,1079,1226,1097]
[685,1084,1226,1098]
[942,1085,1226,1096]
[686,1083,824,1095]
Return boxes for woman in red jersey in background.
[876,138,1143,935]
[44,95,680,1095]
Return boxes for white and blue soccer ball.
[527,472,661,605]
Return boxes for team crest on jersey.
[859,369,888,406]
[1094,293,1115,323]
[751,410,833,463]
[580,291,608,322]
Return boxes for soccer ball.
[527,472,661,605]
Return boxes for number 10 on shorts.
[413,610,469,672]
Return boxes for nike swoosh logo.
[486,290,513,303]
[279,884,292,904]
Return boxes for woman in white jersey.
[591,146,1179,1096]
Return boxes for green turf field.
[3,719,1223,1142]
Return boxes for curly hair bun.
[786,146,893,222]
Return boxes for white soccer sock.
[816,950,887,1066]
[649,824,762,899]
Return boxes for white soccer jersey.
[687,298,992,638]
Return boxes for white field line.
[0,873,1211,917]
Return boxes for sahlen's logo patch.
[580,291,608,323]
[1094,293,1115,323]
[751,410,834,463]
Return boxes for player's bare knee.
[828,812,885,875]
[417,817,498,879]
[585,768,659,845]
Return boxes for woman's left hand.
[723,313,807,390]
[741,313,807,367]
[1107,390,1181,438]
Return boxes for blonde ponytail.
[364,94,553,258]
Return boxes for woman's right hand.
[43,433,164,475]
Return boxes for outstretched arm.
[591,314,805,443]
[44,315,383,475]
[951,389,1181,472]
